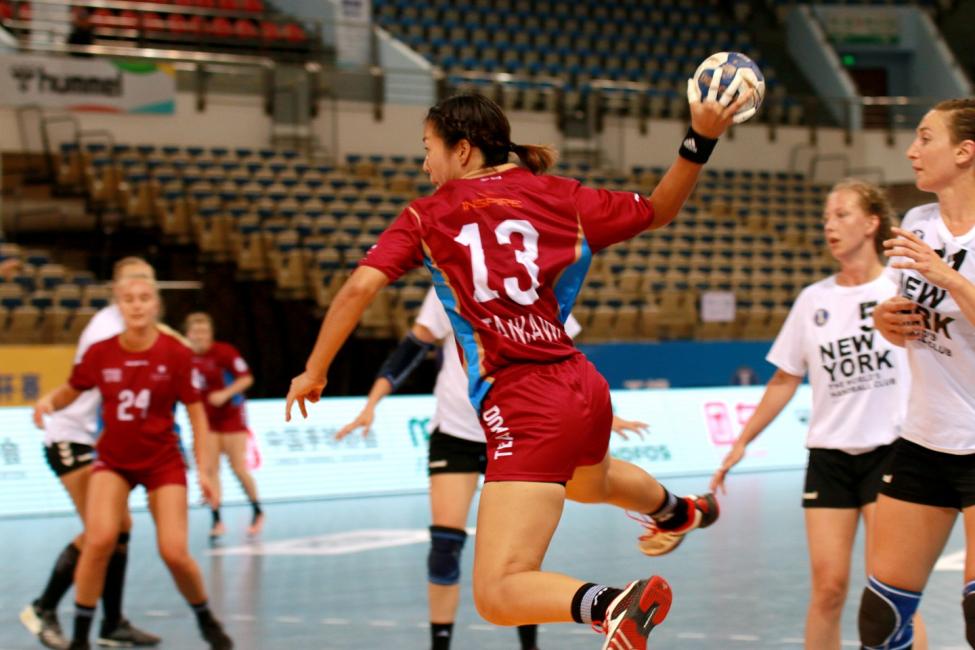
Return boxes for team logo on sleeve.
[102,368,122,383]
[813,309,829,326]
[233,357,249,373]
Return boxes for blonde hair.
[829,179,894,256]
[112,256,155,281]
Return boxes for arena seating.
[50,140,835,344]
[0,241,103,344]
[371,0,804,126]
[0,0,312,55]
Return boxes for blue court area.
[0,471,969,649]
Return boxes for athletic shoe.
[600,576,672,650]
[97,619,161,647]
[20,601,68,649]
[246,512,265,537]
[209,521,226,539]
[636,494,719,556]
[199,618,233,650]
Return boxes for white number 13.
[454,220,540,305]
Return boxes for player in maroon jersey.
[34,274,233,650]
[183,311,263,538]
[286,89,747,649]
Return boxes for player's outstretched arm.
[336,322,438,439]
[647,85,753,230]
[286,266,390,421]
[709,368,801,494]
[32,383,82,428]
[210,373,254,408]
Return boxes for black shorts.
[880,437,975,510]
[802,444,894,509]
[44,442,96,478]
[428,429,487,476]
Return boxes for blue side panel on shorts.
[424,258,492,413]
[224,369,245,407]
[553,236,592,324]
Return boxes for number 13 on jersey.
[455,220,541,306]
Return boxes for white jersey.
[415,288,581,443]
[890,203,975,454]
[43,304,124,446]
[767,273,909,452]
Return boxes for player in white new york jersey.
[337,287,650,650]
[861,99,975,650]
[710,180,927,649]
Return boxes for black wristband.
[678,127,718,164]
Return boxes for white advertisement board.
[0,54,176,113]
[0,386,812,518]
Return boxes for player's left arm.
[886,226,975,326]
[210,347,254,407]
[287,265,390,421]
[186,401,218,506]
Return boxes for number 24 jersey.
[69,332,202,472]
[361,166,655,410]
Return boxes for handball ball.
[691,51,765,124]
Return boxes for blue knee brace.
[963,580,975,647]
[859,576,921,650]
[428,526,467,586]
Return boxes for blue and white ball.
[690,51,765,124]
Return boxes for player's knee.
[858,576,921,649]
[158,540,191,571]
[85,529,119,558]
[963,581,975,647]
[472,581,514,625]
[810,575,849,614]
[428,526,466,586]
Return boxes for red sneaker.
[637,493,719,556]
[600,576,672,650]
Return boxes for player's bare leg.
[222,433,263,536]
[473,481,670,649]
[148,485,233,650]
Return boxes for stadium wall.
[0,96,922,184]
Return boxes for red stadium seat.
[242,0,263,12]
[174,0,194,6]
[218,0,238,10]
[141,12,167,32]
[16,2,31,21]
[91,8,114,28]
[209,16,232,37]
[282,22,304,42]
[260,20,277,40]
[234,18,257,39]
[196,0,215,8]
[118,10,139,29]
[0,1,13,20]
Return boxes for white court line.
[230,614,256,621]
[321,618,349,625]
[143,610,171,617]
[274,616,303,624]
[936,549,965,571]
[730,634,760,641]
[468,624,497,631]
[368,620,397,627]
[778,638,804,645]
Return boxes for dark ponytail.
[426,93,557,174]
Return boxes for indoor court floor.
[1,471,969,649]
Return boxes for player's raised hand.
[285,370,326,422]
[336,407,375,440]
[886,227,960,288]
[687,77,754,139]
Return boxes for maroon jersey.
[69,331,201,472]
[360,166,654,410]
[191,341,250,432]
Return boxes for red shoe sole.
[639,575,673,629]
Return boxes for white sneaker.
[600,576,672,650]
[636,493,719,557]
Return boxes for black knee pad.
[964,590,975,647]
[859,577,920,649]
[428,526,467,586]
